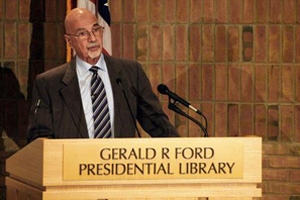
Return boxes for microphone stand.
[168,99,209,137]
[116,79,142,138]
[195,109,208,132]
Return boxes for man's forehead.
[75,23,100,31]
[68,17,98,31]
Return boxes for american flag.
[73,0,112,55]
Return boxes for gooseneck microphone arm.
[157,84,209,137]
[157,84,203,114]
[116,78,142,138]
[168,103,208,137]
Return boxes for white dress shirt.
[76,54,115,138]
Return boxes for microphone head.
[157,84,170,94]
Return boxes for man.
[27,8,179,142]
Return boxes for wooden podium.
[6,137,262,200]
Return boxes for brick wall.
[0,0,300,200]
[109,0,300,199]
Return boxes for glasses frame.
[66,26,105,40]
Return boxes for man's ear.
[64,34,73,48]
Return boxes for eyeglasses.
[66,26,104,40]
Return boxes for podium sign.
[6,137,262,200]
[63,139,243,181]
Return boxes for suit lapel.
[60,59,89,138]
[104,55,123,137]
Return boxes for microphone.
[116,78,142,138]
[157,84,202,115]
[157,84,209,137]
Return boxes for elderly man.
[27,8,179,142]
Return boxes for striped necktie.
[89,66,112,138]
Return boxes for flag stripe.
[97,0,111,25]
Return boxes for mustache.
[87,42,100,48]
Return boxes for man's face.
[65,11,103,64]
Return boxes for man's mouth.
[88,45,100,51]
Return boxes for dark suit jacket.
[27,55,179,142]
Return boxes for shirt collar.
[76,54,107,77]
